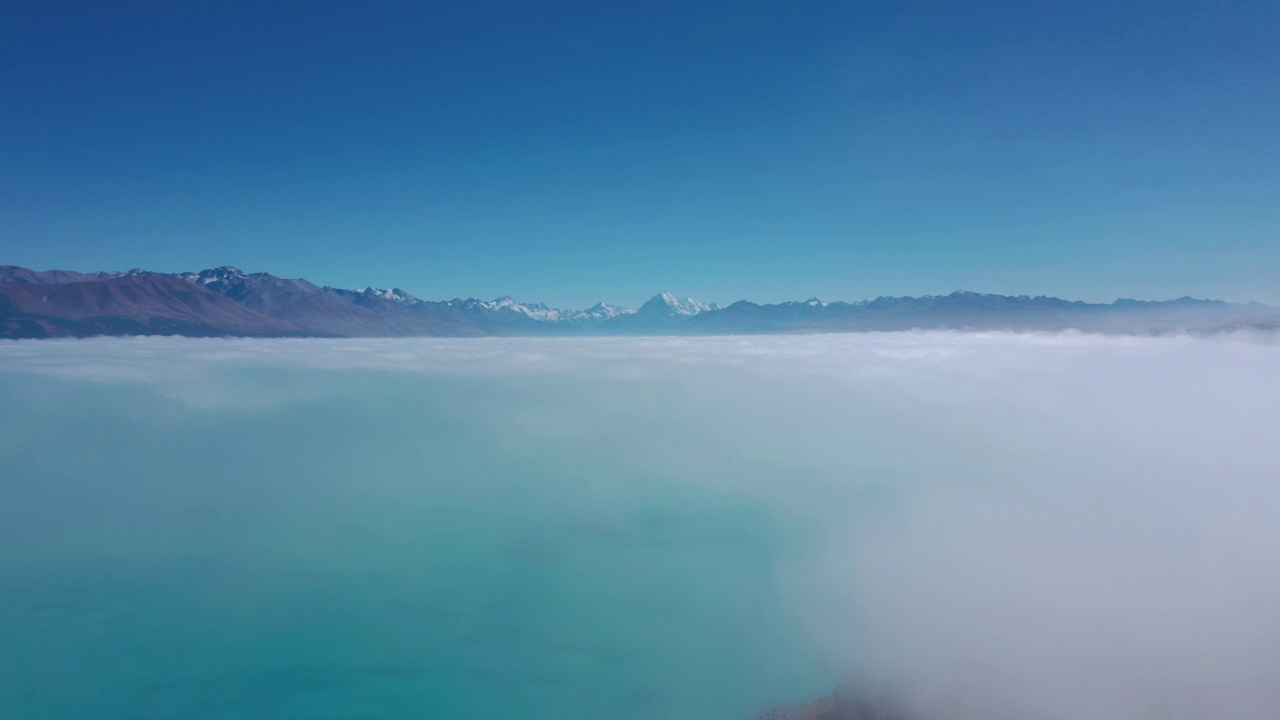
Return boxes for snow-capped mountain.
[439,297,636,324]
[594,292,719,333]
[178,266,251,290]
[638,291,719,317]
[456,296,563,321]
[565,302,635,322]
[356,287,422,305]
[176,266,412,336]
[172,269,691,328]
[4,264,1277,339]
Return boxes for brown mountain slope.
[0,274,301,338]
[0,265,123,285]
[186,267,486,336]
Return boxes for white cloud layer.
[2,332,1278,718]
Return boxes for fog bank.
[1,332,1277,718]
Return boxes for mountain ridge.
[2,264,1276,339]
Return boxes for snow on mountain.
[360,287,421,304]
[565,302,636,321]
[179,266,250,288]
[439,296,637,323]
[175,269,663,325]
[8,264,1279,338]
[638,291,718,317]
[477,296,563,321]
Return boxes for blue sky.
[2,1,1277,307]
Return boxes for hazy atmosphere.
[3,333,1278,718]
[4,1,1278,717]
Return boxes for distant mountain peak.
[179,266,254,287]
[640,291,716,317]
[3,263,1275,339]
[361,287,420,304]
[568,302,635,321]
[584,301,631,313]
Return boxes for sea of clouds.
[2,332,1278,718]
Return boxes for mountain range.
[2,264,1276,339]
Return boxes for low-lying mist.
[2,333,1278,719]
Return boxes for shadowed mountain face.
[180,267,402,337]
[0,273,300,339]
[1,264,1276,339]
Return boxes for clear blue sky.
[3,1,1278,307]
